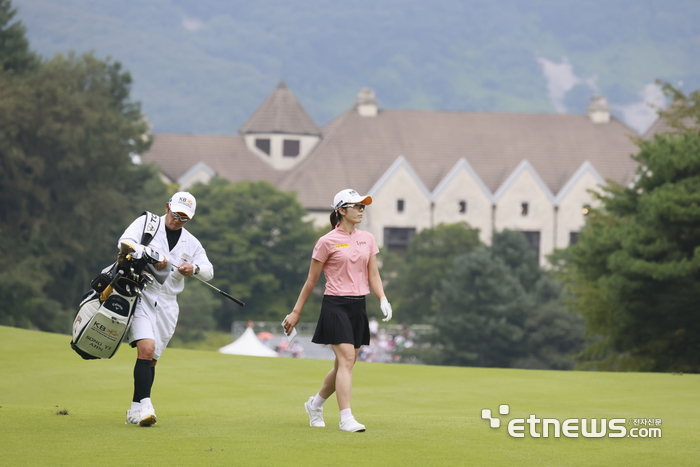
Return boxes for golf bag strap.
[140,211,160,247]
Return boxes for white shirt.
[118,214,214,300]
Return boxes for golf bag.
[70,212,166,360]
[71,265,141,359]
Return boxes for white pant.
[127,292,179,360]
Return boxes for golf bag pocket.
[102,294,130,317]
[71,285,139,360]
[91,272,112,294]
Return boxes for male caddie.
[120,192,213,426]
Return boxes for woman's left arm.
[368,255,393,321]
[368,255,385,301]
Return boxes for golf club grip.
[220,290,245,306]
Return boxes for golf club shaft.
[190,273,245,307]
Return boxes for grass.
[1,325,698,466]
[168,330,234,351]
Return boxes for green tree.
[383,223,482,324]
[185,178,320,327]
[564,84,700,372]
[434,247,529,367]
[0,50,165,332]
[0,0,39,74]
[430,230,584,369]
[654,79,700,134]
[516,270,585,370]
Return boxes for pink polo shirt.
[312,227,380,296]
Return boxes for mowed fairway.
[0,326,698,466]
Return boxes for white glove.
[380,298,392,322]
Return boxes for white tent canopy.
[218,327,278,357]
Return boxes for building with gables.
[142,82,641,264]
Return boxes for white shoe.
[125,409,140,425]
[339,416,366,432]
[139,404,157,426]
[305,396,325,427]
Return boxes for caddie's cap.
[169,191,196,218]
[332,189,373,210]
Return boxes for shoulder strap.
[140,211,161,247]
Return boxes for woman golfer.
[283,189,392,432]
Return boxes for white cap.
[332,189,373,210]
[169,192,196,218]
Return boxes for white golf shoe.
[138,404,157,426]
[125,409,140,425]
[304,397,325,427]
[339,416,366,432]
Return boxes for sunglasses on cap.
[171,211,190,222]
[342,204,366,211]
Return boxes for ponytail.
[330,210,342,229]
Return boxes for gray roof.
[238,80,321,136]
[140,133,285,186]
[643,115,696,139]
[278,109,641,210]
[140,91,641,212]
[644,116,673,138]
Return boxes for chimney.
[355,88,378,117]
[587,96,611,124]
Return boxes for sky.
[536,56,666,133]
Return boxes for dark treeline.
[557,83,700,373]
[0,0,167,331]
[383,226,585,370]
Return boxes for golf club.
[169,264,245,307]
[190,273,245,307]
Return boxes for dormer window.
[240,82,322,169]
[283,139,300,157]
[256,138,271,155]
[520,202,529,216]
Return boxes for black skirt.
[312,295,370,349]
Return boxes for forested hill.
[14,0,699,135]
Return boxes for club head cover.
[118,242,136,268]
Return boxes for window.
[582,205,590,216]
[520,202,529,216]
[255,138,270,155]
[521,231,540,259]
[283,139,300,157]
[459,201,467,214]
[384,227,416,254]
[570,232,579,245]
[397,199,405,212]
